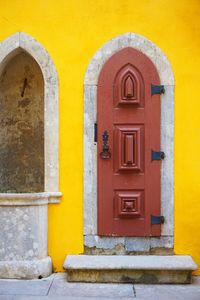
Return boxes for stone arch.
[0,32,60,200]
[0,32,61,279]
[84,33,174,253]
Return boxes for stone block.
[125,238,150,252]
[134,284,200,299]
[49,275,133,297]
[0,257,52,279]
[64,255,197,284]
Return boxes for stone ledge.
[64,255,197,284]
[64,255,197,271]
[0,192,62,205]
[0,256,52,279]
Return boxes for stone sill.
[0,191,62,206]
[64,255,198,271]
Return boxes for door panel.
[114,125,144,172]
[97,47,161,236]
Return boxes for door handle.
[100,130,111,159]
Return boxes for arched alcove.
[0,50,44,193]
[0,32,61,197]
[0,33,61,279]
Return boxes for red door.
[97,47,162,236]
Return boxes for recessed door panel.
[114,64,144,107]
[114,190,144,219]
[114,125,144,172]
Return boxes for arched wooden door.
[97,47,163,236]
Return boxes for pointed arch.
[123,74,135,98]
[84,33,174,252]
[0,32,60,201]
[114,63,144,105]
[0,32,61,279]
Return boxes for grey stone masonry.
[64,255,197,284]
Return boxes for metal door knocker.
[100,130,111,159]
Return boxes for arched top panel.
[114,63,144,106]
[0,32,60,200]
[98,46,161,107]
[84,32,174,86]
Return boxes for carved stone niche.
[0,33,61,279]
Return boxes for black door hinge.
[151,150,165,161]
[151,215,165,225]
[151,84,165,96]
[94,123,97,142]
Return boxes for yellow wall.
[0,0,200,273]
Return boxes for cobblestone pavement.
[0,273,200,300]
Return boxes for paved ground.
[0,273,200,300]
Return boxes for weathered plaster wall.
[0,51,44,192]
[0,0,199,274]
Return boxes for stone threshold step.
[64,255,197,284]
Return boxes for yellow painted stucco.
[0,0,200,273]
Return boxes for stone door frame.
[84,33,175,253]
